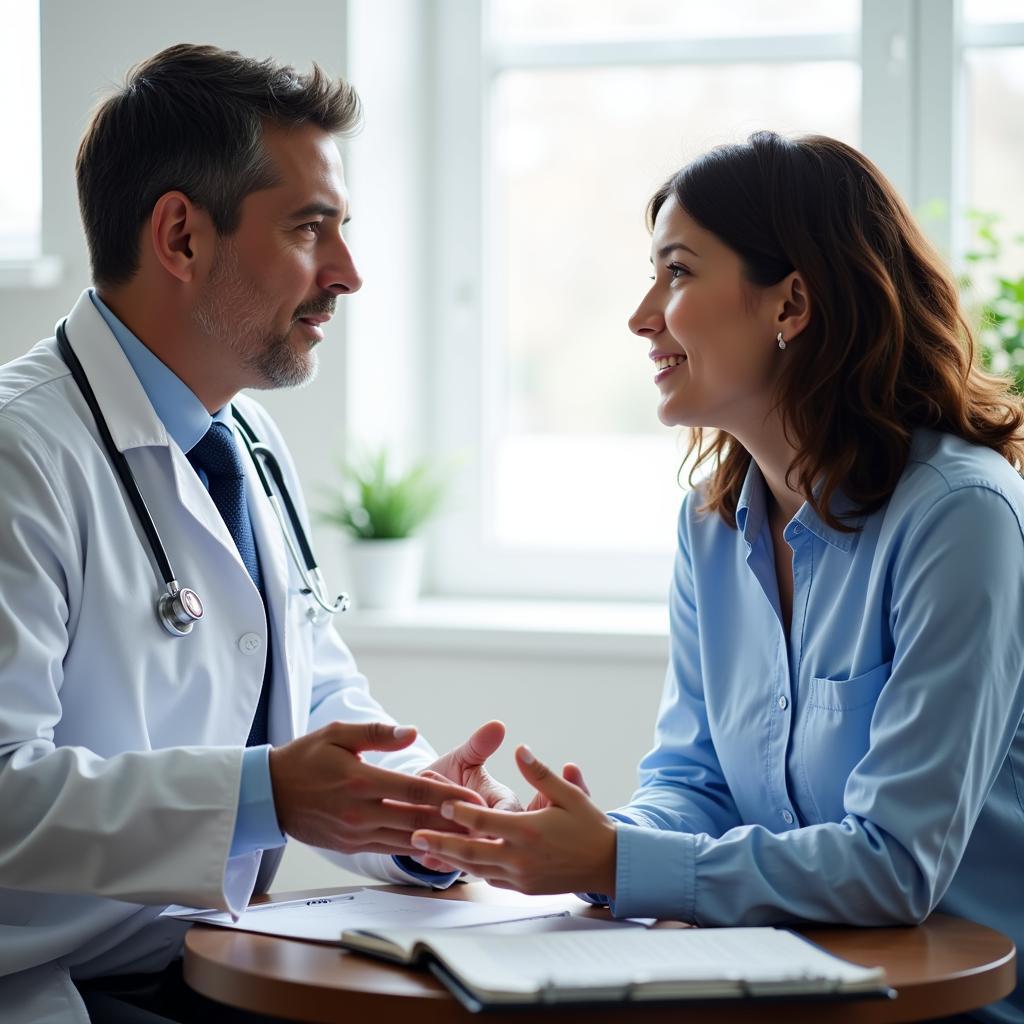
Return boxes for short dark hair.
[76,43,362,287]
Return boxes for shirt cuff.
[576,811,639,906]
[608,823,696,921]
[392,856,461,889]
[230,745,286,858]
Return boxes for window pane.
[491,0,859,41]
[490,61,860,550]
[0,0,41,259]
[963,0,1024,24]
[964,47,1024,280]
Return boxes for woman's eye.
[667,263,690,280]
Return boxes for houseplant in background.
[958,209,1024,394]
[320,446,450,609]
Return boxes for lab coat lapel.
[59,291,258,583]
[61,290,170,451]
[238,425,301,744]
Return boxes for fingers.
[348,799,468,835]
[489,788,524,813]
[325,720,418,754]
[410,829,509,871]
[440,800,532,841]
[515,746,586,809]
[448,720,506,768]
[415,854,459,873]
[562,762,591,796]
[359,762,483,808]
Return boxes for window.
[357,0,1024,601]
[0,0,41,261]
[962,1,1024,280]
[431,0,860,599]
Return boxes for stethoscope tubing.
[55,317,346,631]
[56,320,178,588]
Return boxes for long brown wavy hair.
[650,131,1024,531]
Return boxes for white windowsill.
[338,597,670,661]
[0,256,63,289]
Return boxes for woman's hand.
[411,746,616,897]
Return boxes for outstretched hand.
[411,720,523,872]
[411,745,616,896]
[268,721,483,857]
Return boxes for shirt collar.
[88,289,231,454]
[735,455,863,553]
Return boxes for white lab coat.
[0,291,440,1022]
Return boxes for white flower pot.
[343,537,424,610]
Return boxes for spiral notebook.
[341,919,891,1011]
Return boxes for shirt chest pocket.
[796,660,892,823]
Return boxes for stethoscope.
[56,319,349,637]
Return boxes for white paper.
[418,926,886,998]
[162,887,569,943]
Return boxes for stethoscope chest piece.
[158,583,205,636]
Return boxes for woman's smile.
[651,350,687,384]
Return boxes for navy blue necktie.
[188,421,270,747]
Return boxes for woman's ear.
[777,271,811,342]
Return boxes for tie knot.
[188,421,245,479]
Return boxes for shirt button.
[792,524,803,536]
[238,632,263,655]
[777,695,788,711]
[781,809,794,825]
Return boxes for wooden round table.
[184,884,1016,1023]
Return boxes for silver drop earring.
[777,331,787,351]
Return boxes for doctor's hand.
[268,722,484,857]
[410,745,617,897]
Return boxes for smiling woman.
[413,131,1024,1024]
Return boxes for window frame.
[418,0,1021,600]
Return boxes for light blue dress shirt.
[596,431,1024,1024]
[88,291,449,884]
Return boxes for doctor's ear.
[148,191,214,285]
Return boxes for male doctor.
[0,44,519,1023]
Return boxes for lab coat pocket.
[798,661,892,823]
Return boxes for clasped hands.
[268,720,616,897]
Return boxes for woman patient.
[412,130,1024,1022]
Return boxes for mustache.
[293,295,337,320]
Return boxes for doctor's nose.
[319,238,363,296]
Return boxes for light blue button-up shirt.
[88,291,450,885]
[602,431,1024,1024]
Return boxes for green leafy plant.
[958,209,1024,393]
[319,447,450,540]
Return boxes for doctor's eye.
[298,222,322,236]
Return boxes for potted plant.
[320,446,449,609]
[958,209,1024,394]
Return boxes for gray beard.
[191,240,319,391]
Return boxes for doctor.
[0,44,516,1023]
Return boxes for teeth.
[655,355,686,370]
